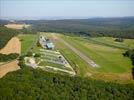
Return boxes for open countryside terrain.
[17,32,134,82]
[0,60,20,78]
[0,37,21,77]
[18,34,37,55]
[20,33,76,76]
[88,37,134,50]
[61,35,132,73]
[0,24,134,99]
[44,32,133,82]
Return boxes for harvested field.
[5,24,30,29]
[0,60,20,78]
[0,37,21,54]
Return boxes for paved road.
[59,36,98,67]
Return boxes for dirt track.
[0,60,20,78]
[0,37,21,54]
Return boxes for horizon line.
[1,16,134,20]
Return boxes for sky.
[0,0,134,19]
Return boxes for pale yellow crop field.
[5,24,30,29]
[0,37,21,54]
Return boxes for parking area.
[26,35,76,76]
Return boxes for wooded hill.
[0,68,133,100]
[19,17,134,38]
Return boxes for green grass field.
[61,35,132,73]
[55,39,95,76]
[20,33,134,82]
[18,34,37,54]
[39,61,72,71]
[88,37,134,49]
[45,33,96,76]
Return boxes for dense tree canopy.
[0,53,19,62]
[0,68,134,100]
[20,17,134,38]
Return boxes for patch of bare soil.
[0,37,21,54]
[0,60,20,78]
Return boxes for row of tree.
[0,53,19,62]
[123,49,134,79]
[0,68,133,100]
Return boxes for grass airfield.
[19,32,134,83]
[62,36,132,73]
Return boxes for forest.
[0,68,134,100]
[19,17,134,38]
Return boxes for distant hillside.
[0,20,9,25]
[20,17,134,38]
[0,68,134,100]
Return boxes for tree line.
[123,49,134,79]
[0,68,133,100]
[0,53,19,62]
[19,17,134,39]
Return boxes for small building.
[46,42,55,49]
[39,35,55,49]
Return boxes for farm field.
[5,24,30,30]
[0,37,21,54]
[18,34,37,54]
[0,60,20,78]
[0,37,21,78]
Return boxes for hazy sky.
[0,0,134,19]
